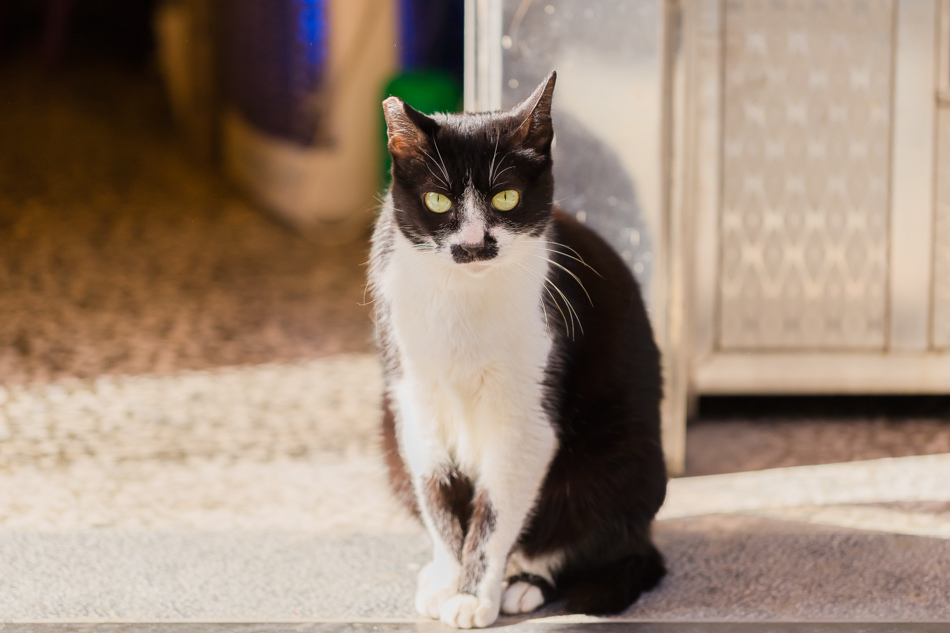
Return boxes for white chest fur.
[379,230,555,474]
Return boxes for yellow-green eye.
[492,190,520,211]
[424,192,452,213]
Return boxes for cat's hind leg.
[562,538,665,614]
[501,550,562,615]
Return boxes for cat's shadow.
[551,110,654,298]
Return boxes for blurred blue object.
[381,0,463,186]
[223,0,329,146]
[398,0,463,80]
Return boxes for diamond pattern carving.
[718,0,892,349]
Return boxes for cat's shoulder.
[549,207,636,289]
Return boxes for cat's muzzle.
[451,239,499,265]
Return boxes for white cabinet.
[682,0,948,392]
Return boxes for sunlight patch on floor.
[2,354,949,538]
[660,453,950,538]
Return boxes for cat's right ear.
[509,70,556,155]
[383,97,438,160]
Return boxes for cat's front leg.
[412,464,475,619]
[415,536,460,618]
[394,381,468,619]
[439,424,557,628]
[437,488,501,628]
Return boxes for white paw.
[439,593,500,629]
[501,580,545,614]
[415,561,459,619]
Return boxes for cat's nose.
[460,243,483,257]
[451,241,498,264]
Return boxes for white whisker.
[425,164,449,189]
[542,256,594,307]
[509,252,579,338]
[544,240,604,278]
[544,278,584,341]
[536,246,603,278]
[509,246,595,306]
[546,275,581,338]
[492,165,516,186]
[419,150,450,188]
[488,135,501,188]
[540,275,571,337]
[507,260,549,331]
[432,138,452,187]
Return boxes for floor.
[3,625,949,633]
[4,509,950,620]
[686,403,950,476]
[0,59,372,388]
[1,53,949,627]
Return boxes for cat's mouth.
[462,262,491,275]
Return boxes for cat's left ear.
[383,96,439,160]
[509,70,556,155]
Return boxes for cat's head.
[383,72,556,273]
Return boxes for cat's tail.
[562,542,666,614]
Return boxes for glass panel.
[500,0,666,308]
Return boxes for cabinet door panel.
[718,0,893,350]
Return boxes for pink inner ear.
[388,128,425,159]
[388,134,412,156]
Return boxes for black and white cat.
[369,72,667,629]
